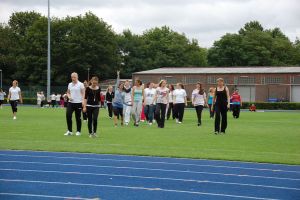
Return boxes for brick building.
[132,67,300,102]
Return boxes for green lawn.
[0,106,300,165]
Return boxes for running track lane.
[0,150,299,200]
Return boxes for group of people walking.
[3,71,243,137]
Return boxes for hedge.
[3,98,300,110]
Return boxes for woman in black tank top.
[211,78,230,134]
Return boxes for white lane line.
[1,149,299,167]
[0,179,279,200]
[0,193,88,199]
[1,160,299,181]
[1,168,299,191]
[0,153,299,174]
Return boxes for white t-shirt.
[173,89,187,104]
[0,92,6,100]
[55,94,61,101]
[144,88,156,105]
[192,89,206,106]
[9,87,21,101]
[156,87,169,104]
[37,93,42,101]
[51,94,56,101]
[168,91,174,103]
[68,81,84,103]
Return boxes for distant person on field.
[60,94,64,108]
[153,80,169,128]
[55,93,61,108]
[100,92,105,108]
[123,80,132,126]
[249,104,256,112]
[173,83,187,124]
[211,78,230,134]
[37,92,42,108]
[83,76,101,138]
[0,88,6,109]
[63,92,68,108]
[82,80,89,122]
[64,72,85,136]
[166,84,175,120]
[207,87,215,119]
[131,79,144,127]
[105,85,114,119]
[192,82,207,126]
[51,92,56,108]
[40,91,45,107]
[7,80,23,120]
[143,82,156,125]
[112,71,124,127]
[231,89,242,118]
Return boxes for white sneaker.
[64,131,73,136]
[153,120,156,123]
[178,121,182,124]
[13,116,17,120]
[76,132,81,136]
[149,123,153,126]
[83,120,87,123]
[176,119,179,123]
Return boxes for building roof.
[133,67,300,75]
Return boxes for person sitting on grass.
[249,104,256,112]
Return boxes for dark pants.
[66,103,82,132]
[87,107,100,134]
[214,103,228,133]
[208,104,214,118]
[144,105,154,122]
[107,103,113,118]
[232,104,241,118]
[51,100,56,107]
[195,105,204,124]
[174,103,185,122]
[155,103,167,128]
[10,100,18,113]
[166,102,175,120]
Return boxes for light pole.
[87,68,90,81]
[0,69,2,88]
[47,0,51,99]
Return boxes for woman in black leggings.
[211,78,230,134]
[83,77,101,138]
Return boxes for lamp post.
[87,68,90,81]
[47,0,51,99]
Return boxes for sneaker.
[176,119,179,123]
[89,134,93,138]
[153,120,156,123]
[93,133,98,137]
[13,116,17,120]
[83,120,87,123]
[149,122,153,126]
[125,122,129,126]
[75,132,81,136]
[178,121,182,124]
[214,131,219,135]
[197,123,201,126]
[220,131,226,134]
[64,131,73,136]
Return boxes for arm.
[204,93,208,107]
[19,89,23,104]
[67,89,71,100]
[211,91,216,111]
[114,71,120,92]
[131,87,135,106]
[152,90,157,105]
[240,95,242,107]
[226,87,230,109]
[184,91,187,106]
[81,87,85,105]
[7,91,11,102]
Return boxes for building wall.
[132,73,300,102]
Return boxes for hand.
[185,103,188,107]
[117,70,120,76]
[227,104,230,109]
[83,107,87,113]
[211,106,214,112]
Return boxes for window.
[265,77,283,84]
[292,76,300,84]
[165,77,182,84]
[208,76,229,84]
[234,77,256,85]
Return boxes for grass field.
[0,106,300,165]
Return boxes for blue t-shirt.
[208,95,213,105]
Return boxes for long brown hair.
[197,82,204,95]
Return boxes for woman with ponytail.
[192,82,207,126]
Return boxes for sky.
[0,0,299,47]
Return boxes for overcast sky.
[0,0,299,47]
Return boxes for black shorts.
[0,100,3,105]
[113,107,123,117]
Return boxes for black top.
[106,91,114,103]
[85,87,101,105]
[215,87,227,105]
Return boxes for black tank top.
[215,87,227,105]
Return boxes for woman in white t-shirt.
[143,82,156,125]
[192,82,207,126]
[166,84,175,120]
[153,80,169,128]
[173,83,187,124]
[7,80,22,120]
[37,92,42,107]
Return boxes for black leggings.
[10,100,18,113]
[174,103,185,122]
[195,105,204,124]
[155,103,167,128]
[87,107,100,134]
[66,103,82,132]
[208,104,215,118]
[232,104,241,118]
[107,103,113,118]
[166,103,175,120]
[214,104,228,132]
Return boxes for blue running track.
[0,150,299,200]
